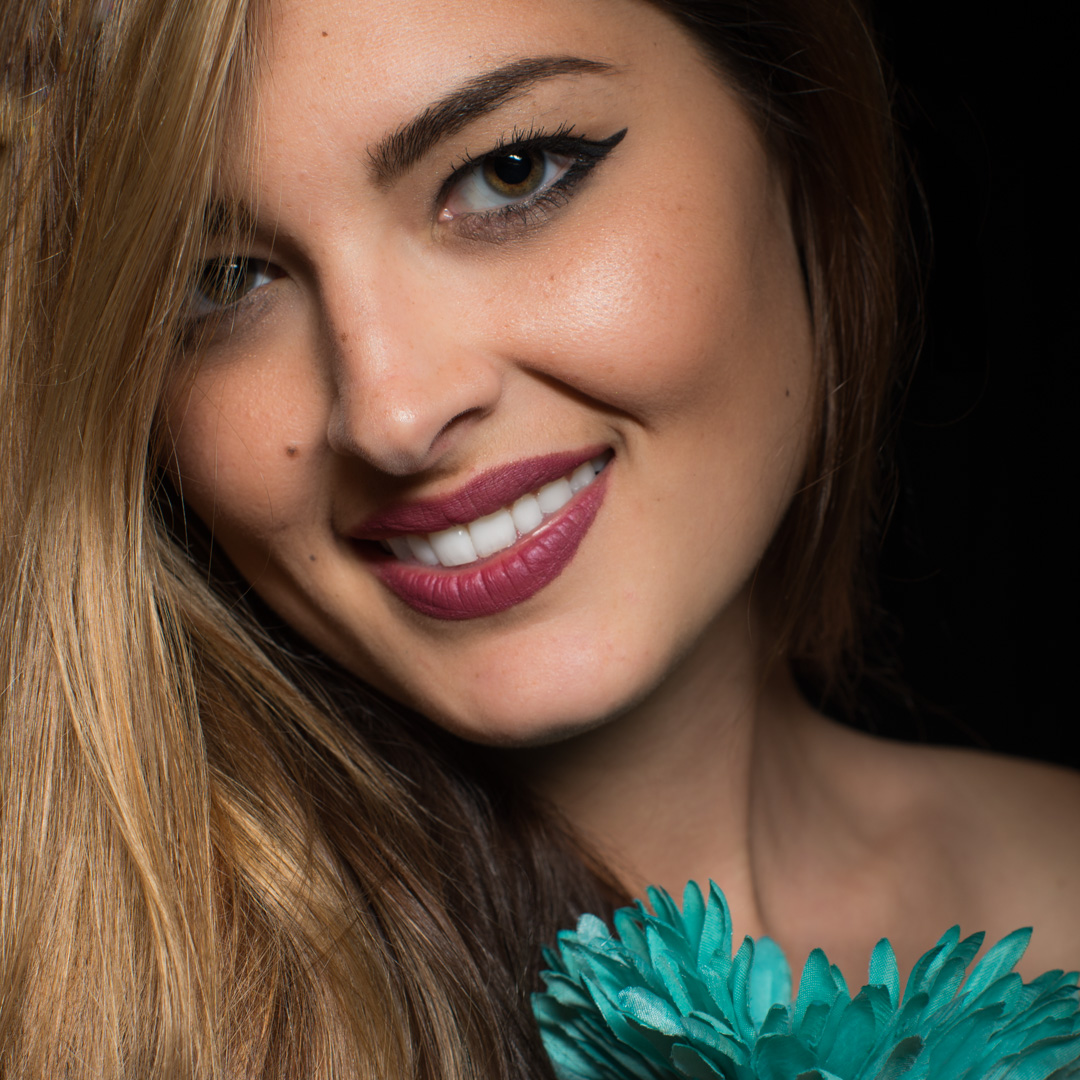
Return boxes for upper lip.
[348,446,607,539]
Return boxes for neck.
[510,588,811,941]
[509,603,992,988]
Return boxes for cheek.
[161,346,329,547]
[489,181,814,447]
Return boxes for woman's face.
[164,0,814,743]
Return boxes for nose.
[323,257,503,476]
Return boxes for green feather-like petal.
[869,939,901,1008]
[750,938,794,1029]
[534,882,1080,1080]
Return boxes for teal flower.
[533,881,1080,1079]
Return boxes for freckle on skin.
[340,331,349,343]
[286,445,299,457]
[321,30,328,36]
[309,554,316,561]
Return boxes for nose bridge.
[323,247,501,475]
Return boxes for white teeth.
[381,453,612,568]
[428,525,477,567]
[536,477,573,514]
[406,534,440,566]
[468,509,517,559]
[510,493,543,534]
[569,462,597,493]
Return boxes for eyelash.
[439,124,628,241]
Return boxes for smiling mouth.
[376,451,611,568]
[351,449,613,620]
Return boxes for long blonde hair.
[1,2,619,1075]
[1,0,902,1076]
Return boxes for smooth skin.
[164,0,1080,984]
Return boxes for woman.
[1,0,1077,1077]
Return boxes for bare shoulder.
[796,714,1080,976]
[903,743,1080,879]
[838,724,1080,975]
[920,745,1080,976]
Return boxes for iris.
[483,150,544,196]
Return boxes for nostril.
[430,404,490,453]
[325,334,504,474]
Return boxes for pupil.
[202,259,248,304]
[491,152,536,187]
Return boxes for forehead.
[218,0,772,251]
[256,0,693,133]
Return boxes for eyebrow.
[367,56,615,187]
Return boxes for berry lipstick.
[350,449,611,619]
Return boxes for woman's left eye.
[443,147,573,216]
[438,128,627,232]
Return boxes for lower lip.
[364,467,610,620]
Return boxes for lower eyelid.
[184,269,284,344]
[449,171,585,242]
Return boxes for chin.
[402,648,661,749]
[415,694,621,750]
[440,709,614,749]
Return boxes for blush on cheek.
[497,233,802,428]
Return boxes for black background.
[856,2,1073,766]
